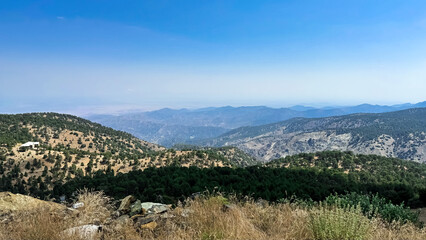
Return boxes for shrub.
[325,193,419,225]
[309,203,372,240]
[71,189,112,225]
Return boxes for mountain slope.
[87,102,426,147]
[197,108,426,162]
[0,113,259,198]
[0,112,162,154]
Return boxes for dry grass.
[0,192,425,240]
[0,207,70,240]
[371,221,426,240]
[70,188,112,226]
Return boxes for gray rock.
[129,200,143,216]
[118,195,136,214]
[141,202,169,214]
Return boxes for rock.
[130,200,144,216]
[72,202,84,209]
[63,224,102,240]
[0,192,66,214]
[141,202,170,214]
[118,195,136,214]
[140,221,157,230]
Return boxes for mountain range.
[196,108,426,162]
[87,101,426,147]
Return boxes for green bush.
[325,193,419,225]
[309,203,372,240]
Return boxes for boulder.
[118,195,136,214]
[141,202,170,214]
[130,200,144,216]
[0,192,66,214]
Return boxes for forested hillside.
[0,113,259,197]
[54,151,426,208]
[198,108,426,162]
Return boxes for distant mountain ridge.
[195,108,426,162]
[87,101,426,147]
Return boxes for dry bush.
[370,220,426,240]
[244,201,312,239]
[103,221,143,240]
[71,189,112,226]
[0,207,71,240]
[146,195,311,240]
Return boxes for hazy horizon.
[1,100,425,117]
[2,1,426,115]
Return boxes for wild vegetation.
[0,191,424,240]
[1,112,426,239]
[54,157,426,209]
[0,113,259,199]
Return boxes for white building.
[19,142,40,151]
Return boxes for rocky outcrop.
[202,108,426,162]
[0,192,66,213]
[118,195,136,214]
[115,195,172,230]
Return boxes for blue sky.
[1,0,426,114]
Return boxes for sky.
[1,0,426,115]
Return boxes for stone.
[129,200,143,216]
[0,192,66,213]
[72,202,84,209]
[118,195,136,214]
[63,224,102,240]
[141,202,169,214]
